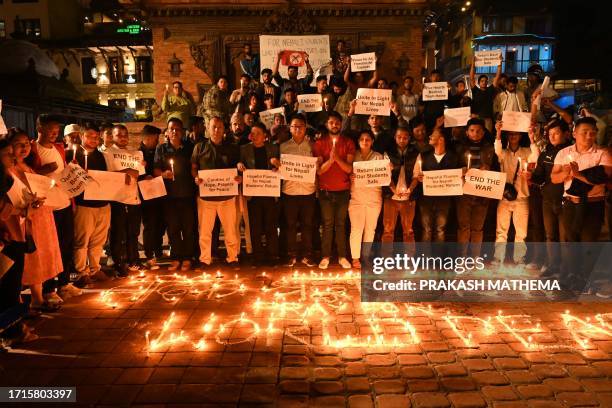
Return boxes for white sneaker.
[44,292,64,305]
[525,262,540,270]
[319,257,330,269]
[338,257,351,269]
[58,283,83,299]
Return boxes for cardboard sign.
[444,107,471,128]
[501,111,532,133]
[54,163,93,197]
[355,88,392,116]
[463,168,506,200]
[259,107,285,129]
[297,94,323,112]
[84,170,140,205]
[104,148,146,175]
[0,100,7,136]
[350,52,376,72]
[423,168,464,196]
[138,176,167,200]
[353,159,391,187]
[280,154,317,183]
[259,35,330,81]
[422,82,449,101]
[198,169,238,197]
[474,50,502,67]
[243,169,281,197]
[24,172,70,209]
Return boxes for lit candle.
[417,158,422,175]
[50,179,56,189]
[467,153,472,169]
[518,157,522,171]
[84,149,88,170]
[72,144,77,161]
[169,159,175,181]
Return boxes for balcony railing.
[476,59,554,75]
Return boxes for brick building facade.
[144,0,427,105]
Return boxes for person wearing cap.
[63,124,81,151]
[162,81,196,129]
[272,50,314,95]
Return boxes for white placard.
[423,168,464,196]
[243,169,281,197]
[259,35,330,81]
[7,174,30,208]
[138,176,167,200]
[198,169,238,197]
[0,100,7,135]
[474,50,502,67]
[280,154,317,183]
[24,172,70,209]
[297,94,322,113]
[259,107,285,129]
[422,82,449,101]
[501,111,532,133]
[444,107,471,128]
[463,168,506,200]
[104,148,145,175]
[54,163,93,197]
[350,52,376,72]
[353,159,391,187]
[84,170,140,204]
[355,88,392,116]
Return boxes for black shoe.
[227,261,240,270]
[115,264,129,278]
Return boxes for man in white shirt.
[493,76,528,119]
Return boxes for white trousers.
[197,198,239,264]
[494,198,529,263]
[73,205,111,276]
[348,200,382,260]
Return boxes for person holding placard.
[307,75,335,128]
[493,76,528,119]
[191,117,241,268]
[273,50,314,96]
[420,70,447,132]
[348,130,384,269]
[155,118,196,272]
[29,114,80,302]
[7,129,63,312]
[313,111,355,270]
[469,54,502,132]
[492,121,540,266]
[413,129,461,243]
[66,123,112,285]
[382,127,420,244]
[139,125,165,270]
[280,114,318,268]
[104,124,143,277]
[237,123,281,266]
[455,118,500,257]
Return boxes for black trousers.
[284,194,316,259]
[248,197,279,260]
[542,194,564,269]
[527,186,546,264]
[110,203,142,267]
[0,242,25,313]
[43,206,73,293]
[142,198,165,259]
[164,197,195,260]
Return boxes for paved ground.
[2,264,612,407]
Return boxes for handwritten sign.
[54,163,93,197]
[259,107,285,129]
[297,94,322,113]
[24,172,70,209]
[353,159,391,187]
[259,35,330,81]
[463,168,506,200]
[280,154,317,183]
[474,50,502,67]
[84,170,140,205]
[198,169,238,197]
[243,170,281,197]
[501,111,532,133]
[422,82,449,101]
[444,107,471,128]
[423,169,463,196]
[0,100,7,135]
[355,88,392,116]
[138,176,167,201]
[350,52,376,72]
[104,147,145,175]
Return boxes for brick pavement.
[2,265,612,407]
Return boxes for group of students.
[1,48,611,345]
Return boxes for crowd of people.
[1,43,611,345]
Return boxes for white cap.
[64,124,81,136]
